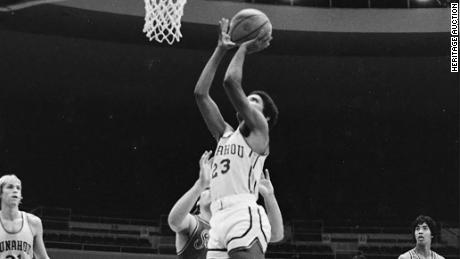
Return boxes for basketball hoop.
[143,0,187,45]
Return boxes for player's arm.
[194,18,235,141]
[259,169,284,243]
[222,33,272,134]
[168,151,212,233]
[28,214,50,259]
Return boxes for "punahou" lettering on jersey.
[214,143,244,158]
[0,240,32,255]
[210,129,267,201]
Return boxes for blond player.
[0,174,49,259]
[168,151,213,259]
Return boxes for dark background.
[0,5,458,224]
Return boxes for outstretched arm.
[168,151,212,233]
[222,32,272,136]
[29,214,50,259]
[259,169,284,243]
[194,18,236,141]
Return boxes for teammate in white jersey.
[194,18,283,259]
[398,215,445,259]
[0,174,49,259]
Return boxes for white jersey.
[405,248,444,259]
[0,211,34,259]
[210,128,267,201]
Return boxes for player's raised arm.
[222,32,272,135]
[259,169,284,243]
[167,151,212,233]
[194,18,236,141]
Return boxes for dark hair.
[191,187,210,215]
[250,90,279,130]
[191,197,200,215]
[411,215,438,242]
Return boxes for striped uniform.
[207,128,271,258]
[406,249,443,259]
[177,215,210,259]
[0,211,34,259]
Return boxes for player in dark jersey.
[398,215,445,259]
[168,151,213,259]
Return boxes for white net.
[143,0,187,45]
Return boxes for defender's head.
[192,188,211,215]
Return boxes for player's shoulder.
[222,125,234,138]
[215,126,234,141]
[398,251,412,259]
[433,251,445,259]
[177,214,198,235]
[23,211,43,227]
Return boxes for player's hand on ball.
[259,169,275,197]
[218,18,236,50]
[241,30,272,54]
[198,150,213,189]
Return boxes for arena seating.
[36,208,459,259]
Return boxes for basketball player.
[194,18,282,259]
[168,151,283,259]
[0,174,50,259]
[168,151,213,259]
[398,215,445,259]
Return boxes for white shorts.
[206,194,271,259]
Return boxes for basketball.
[229,9,272,44]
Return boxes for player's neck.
[415,244,431,257]
[0,206,20,221]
